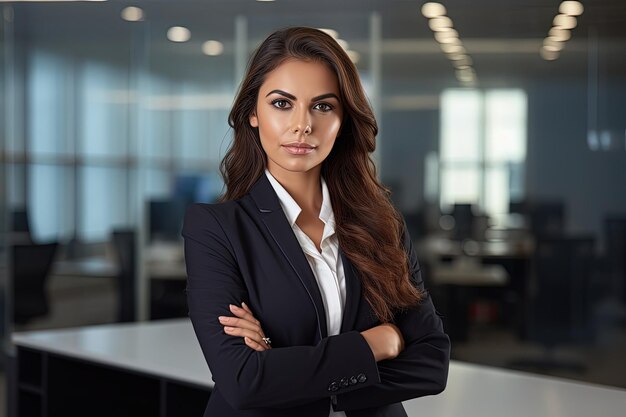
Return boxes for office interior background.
[1,0,626,414]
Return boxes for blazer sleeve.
[332,223,451,412]
[182,204,381,410]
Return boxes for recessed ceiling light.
[441,43,466,55]
[540,47,560,61]
[434,29,459,43]
[428,16,453,31]
[553,14,577,29]
[167,26,191,43]
[559,1,584,16]
[121,6,143,22]
[202,40,224,56]
[543,37,564,52]
[421,2,447,18]
[549,27,571,41]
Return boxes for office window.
[440,89,527,222]
[28,50,71,156]
[29,164,74,241]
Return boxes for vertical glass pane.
[79,167,128,241]
[440,167,480,208]
[441,89,482,162]
[484,166,509,217]
[142,73,171,160]
[28,164,74,242]
[485,89,527,163]
[27,50,70,156]
[79,61,130,157]
[144,168,171,199]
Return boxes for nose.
[291,107,312,136]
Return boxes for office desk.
[12,319,626,417]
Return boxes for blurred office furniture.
[12,243,59,325]
[12,319,626,417]
[529,201,565,238]
[450,203,474,240]
[513,236,596,372]
[604,216,626,304]
[148,242,188,320]
[148,199,187,242]
[10,208,33,244]
[429,255,509,341]
[111,229,137,323]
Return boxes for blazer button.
[340,377,349,387]
[357,373,367,383]
[349,376,358,385]
[328,381,339,392]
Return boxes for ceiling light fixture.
[167,26,191,43]
[559,1,584,16]
[422,5,477,86]
[202,40,224,56]
[541,2,583,60]
[428,16,453,31]
[121,6,143,22]
[421,2,447,18]
[553,14,577,29]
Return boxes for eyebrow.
[265,89,340,102]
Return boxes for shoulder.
[183,200,242,231]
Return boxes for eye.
[271,99,291,109]
[314,102,333,112]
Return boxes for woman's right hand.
[360,323,405,362]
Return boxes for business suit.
[182,173,450,416]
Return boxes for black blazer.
[182,173,450,417]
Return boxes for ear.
[249,112,259,128]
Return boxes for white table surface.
[12,319,626,417]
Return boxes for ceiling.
[6,0,626,84]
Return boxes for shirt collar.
[264,169,335,231]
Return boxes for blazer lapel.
[339,248,362,333]
[249,174,329,339]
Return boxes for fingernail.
[218,316,227,322]
[229,304,238,310]
[224,326,234,331]
[242,302,247,308]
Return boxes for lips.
[282,142,316,155]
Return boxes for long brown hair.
[221,27,423,322]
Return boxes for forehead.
[260,58,340,96]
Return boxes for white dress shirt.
[265,169,347,417]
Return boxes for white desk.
[13,319,626,417]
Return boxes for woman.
[183,27,449,417]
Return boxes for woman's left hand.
[218,302,272,351]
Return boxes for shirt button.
[349,376,358,385]
[328,381,339,392]
[357,373,367,383]
[340,377,349,387]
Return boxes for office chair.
[12,242,59,325]
[111,229,137,322]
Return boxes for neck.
[267,164,322,215]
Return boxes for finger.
[242,302,253,314]
[245,336,269,352]
[224,326,266,344]
[219,316,263,334]
[229,304,260,326]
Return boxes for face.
[250,58,344,177]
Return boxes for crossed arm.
[219,302,406,363]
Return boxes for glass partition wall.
[1,0,626,393]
